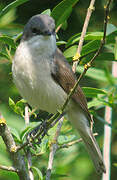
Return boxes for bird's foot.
[27,120,49,147]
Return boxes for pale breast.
[12,42,67,113]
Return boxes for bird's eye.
[32,28,38,33]
[32,28,41,35]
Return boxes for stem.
[46,117,64,180]
[72,0,96,72]
[59,133,98,149]
[24,105,34,180]
[0,165,18,172]
[0,113,30,180]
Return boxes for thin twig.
[25,105,30,125]
[55,24,62,33]
[24,105,34,180]
[46,117,64,180]
[59,133,98,149]
[0,165,18,172]
[72,0,96,72]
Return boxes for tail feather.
[79,129,106,174]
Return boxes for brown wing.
[51,48,91,120]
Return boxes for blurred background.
[0,0,117,180]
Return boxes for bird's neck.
[22,34,57,59]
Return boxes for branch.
[46,117,64,180]
[59,133,98,149]
[0,165,18,172]
[72,0,96,72]
[24,105,34,180]
[0,113,30,180]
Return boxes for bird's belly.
[26,77,67,113]
[13,59,67,113]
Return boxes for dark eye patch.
[32,28,42,35]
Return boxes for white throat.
[23,34,57,58]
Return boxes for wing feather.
[51,48,91,120]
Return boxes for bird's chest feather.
[12,44,67,113]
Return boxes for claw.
[26,120,49,147]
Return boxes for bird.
[12,14,106,174]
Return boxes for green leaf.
[95,52,115,62]
[66,32,103,47]
[9,98,26,116]
[0,52,10,60]
[20,126,32,142]
[56,41,67,46]
[106,23,117,36]
[53,6,72,28]
[0,0,29,17]
[0,9,16,28]
[66,25,117,48]
[113,163,117,167]
[64,45,77,58]
[9,97,16,111]
[10,127,21,142]
[104,67,115,85]
[39,138,49,154]
[61,20,68,30]
[77,66,108,82]
[81,40,100,56]
[41,9,51,16]
[0,35,16,49]
[82,87,107,98]
[51,0,79,28]
[20,122,41,141]
[64,40,100,59]
[66,32,81,47]
[13,32,23,42]
[58,135,76,144]
[16,99,26,110]
[85,32,103,40]
[51,174,68,178]
[107,31,117,44]
[88,99,104,109]
[14,99,26,116]
[31,166,43,180]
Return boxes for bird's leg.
[26,119,48,144]
[27,112,65,146]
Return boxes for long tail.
[79,128,106,174]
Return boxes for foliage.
[0,0,117,180]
